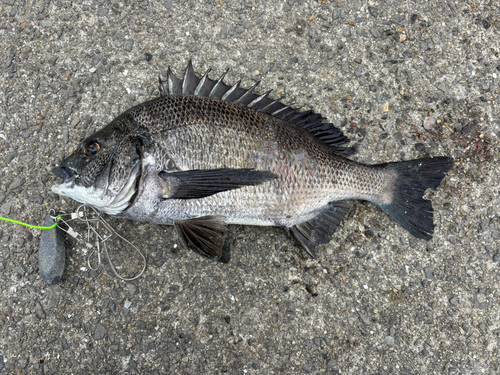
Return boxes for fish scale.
[52,61,453,262]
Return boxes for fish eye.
[84,141,101,156]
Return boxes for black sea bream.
[52,62,453,262]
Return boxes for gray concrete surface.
[1,0,499,374]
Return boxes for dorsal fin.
[158,61,355,156]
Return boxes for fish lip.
[51,166,77,183]
[51,165,79,196]
[51,179,75,196]
[52,166,69,181]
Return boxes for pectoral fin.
[160,168,277,199]
[174,215,230,263]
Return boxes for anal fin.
[174,215,230,263]
[290,201,351,259]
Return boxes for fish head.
[51,114,145,215]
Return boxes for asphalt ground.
[0,0,499,374]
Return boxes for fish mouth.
[51,166,77,196]
[52,166,74,182]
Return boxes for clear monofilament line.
[75,205,146,281]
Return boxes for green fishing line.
[0,216,62,230]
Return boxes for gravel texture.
[1,0,499,374]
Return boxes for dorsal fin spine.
[249,89,272,108]
[235,81,260,105]
[167,67,182,95]
[271,106,291,116]
[221,80,241,101]
[158,76,168,96]
[166,67,173,94]
[194,68,212,96]
[258,99,280,113]
[182,60,200,95]
[209,69,229,98]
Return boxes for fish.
[51,61,453,263]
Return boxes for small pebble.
[423,116,436,131]
[385,336,395,346]
[424,267,435,280]
[473,293,490,310]
[18,358,27,369]
[449,296,460,306]
[93,323,107,340]
[8,177,24,191]
[38,216,65,285]
[123,39,134,52]
[0,203,11,215]
[493,253,500,262]
[376,93,388,103]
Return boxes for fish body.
[52,62,453,261]
[115,95,384,225]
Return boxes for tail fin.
[376,157,453,240]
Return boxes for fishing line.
[0,215,62,230]
[68,205,147,281]
[0,208,146,281]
